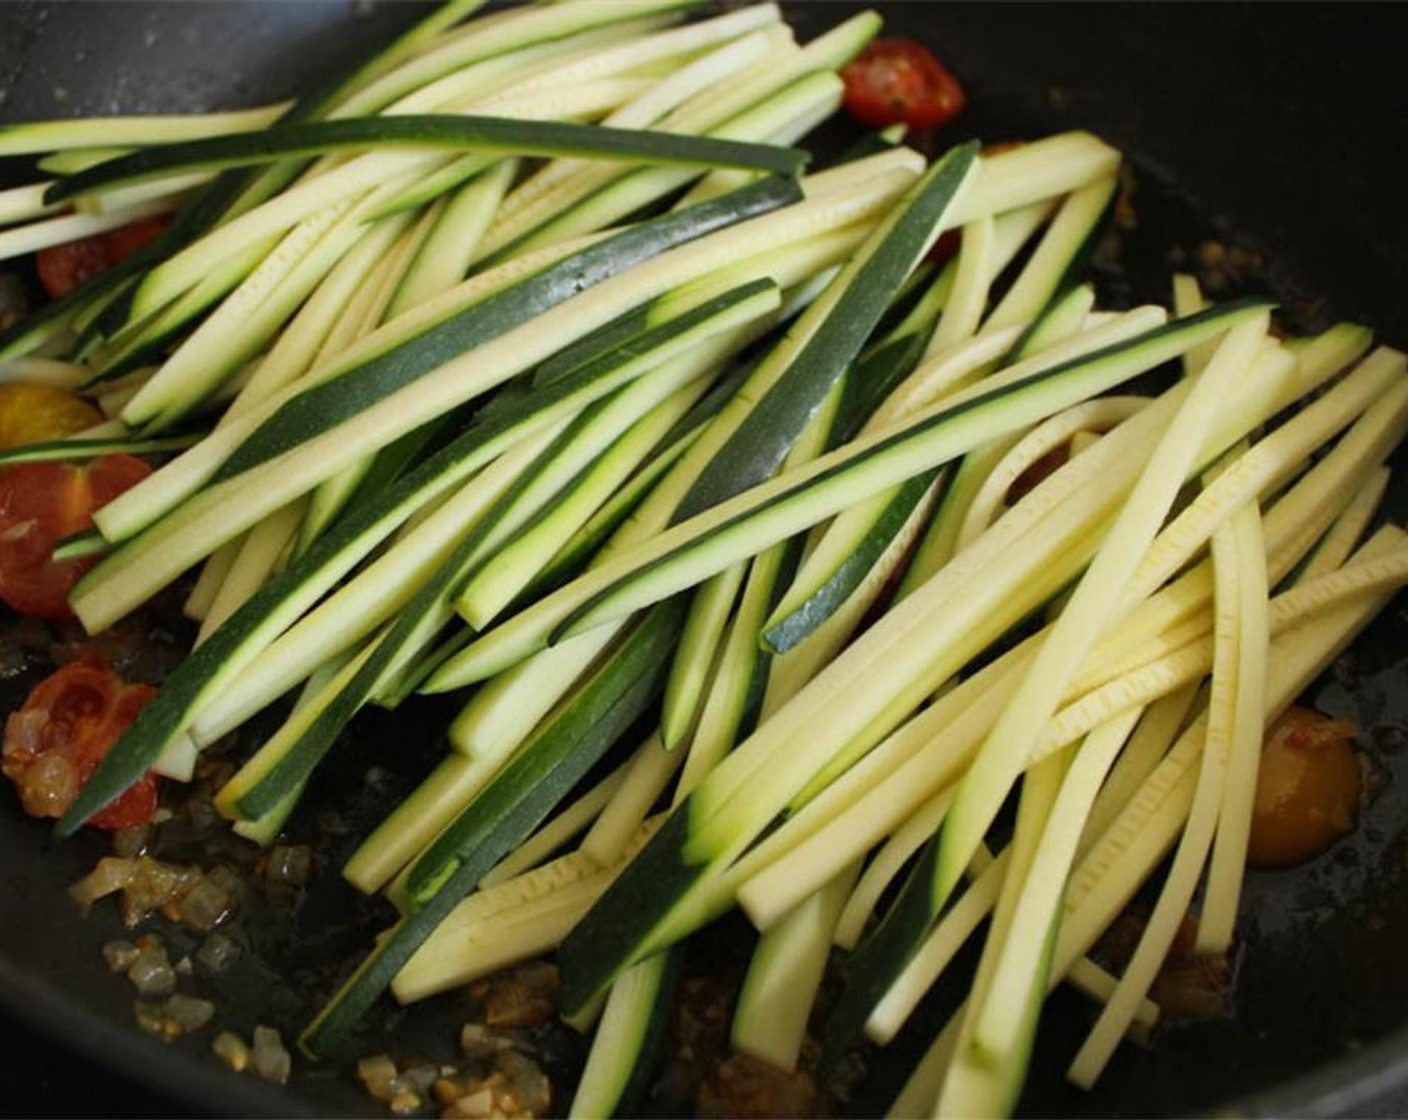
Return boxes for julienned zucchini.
[79,174,797,561]
[60,275,780,835]
[299,600,684,1059]
[756,205,1104,652]
[45,115,806,204]
[207,176,800,483]
[669,141,979,523]
[83,0,697,347]
[0,433,199,466]
[569,950,680,1119]
[66,0,457,346]
[763,469,941,652]
[226,282,777,820]
[541,300,1270,1020]
[758,321,949,653]
[428,300,1270,692]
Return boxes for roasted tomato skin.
[0,453,153,618]
[35,215,169,300]
[1247,706,1362,868]
[2,655,159,830]
[841,39,966,132]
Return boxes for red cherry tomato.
[0,454,153,618]
[841,39,966,132]
[2,655,159,830]
[35,215,169,300]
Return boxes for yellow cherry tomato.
[0,383,102,450]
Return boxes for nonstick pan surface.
[2,4,1407,1117]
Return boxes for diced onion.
[250,1025,292,1085]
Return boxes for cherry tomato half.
[36,215,169,301]
[2,655,159,829]
[841,39,966,133]
[0,454,152,619]
[1247,706,1362,868]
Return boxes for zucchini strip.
[674,142,978,520]
[1122,346,1408,607]
[80,174,797,550]
[189,280,779,749]
[384,159,518,318]
[209,180,798,481]
[0,103,292,156]
[732,862,860,1071]
[932,315,1270,920]
[0,433,198,466]
[433,302,1259,690]
[569,952,679,1119]
[550,304,1286,1020]
[834,787,956,952]
[1190,501,1271,956]
[579,732,681,866]
[46,115,805,204]
[300,600,684,1058]
[764,326,1153,654]
[222,297,777,816]
[75,180,911,634]
[1058,532,1404,978]
[0,199,174,262]
[1297,464,1391,582]
[0,181,63,226]
[195,499,307,643]
[332,0,693,120]
[56,403,554,835]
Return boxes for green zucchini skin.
[530,302,660,390]
[60,277,776,834]
[513,359,754,604]
[0,434,199,466]
[759,318,949,653]
[552,300,1274,1018]
[231,384,641,819]
[818,836,943,1073]
[613,949,683,1117]
[79,0,502,345]
[557,798,713,1017]
[56,467,447,835]
[670,142,980,524]
[404,598,685,903]
[45,116,806,204]
[832,327,936,448]
[299,599,684,1059]
[0,258,135,363]
[236,273,770,813]
[210,176,801,482]
[50,529,109,563]
[557,548,797,1023]
[762,469,940,653]
[550,300,1273,647]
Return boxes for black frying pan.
[2,4,1407,1117]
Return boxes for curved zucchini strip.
[46,116,805,204]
